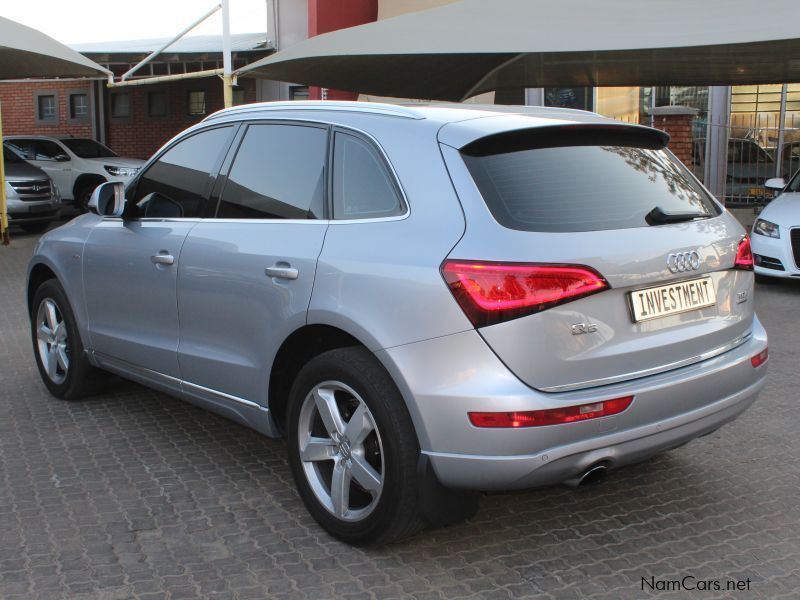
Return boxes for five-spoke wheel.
[287,347,424,545]
[35,298,69,384]
[297,381,384,521]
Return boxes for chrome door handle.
[265,265,299,280]
[151,253,175,265]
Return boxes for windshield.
[61,138,118,158]
[461,128,721,233]
[2,144,24,164]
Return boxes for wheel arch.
[268,324,364,434]
[72,173,106,200]
[27,262,59,317]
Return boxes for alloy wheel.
[35,298,69,384]
[297,381,384,522]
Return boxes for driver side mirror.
[88,181,126,217]
[765,177,786,191]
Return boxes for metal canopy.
[0,17,109,244]
[237,0,800,101]
[0,16,111,79]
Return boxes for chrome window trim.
[540,331,753,393]
[206,117,411,223]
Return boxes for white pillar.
[704,86,731,201]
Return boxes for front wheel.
[286,347,424,545]
[31,279,105,400]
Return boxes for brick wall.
[649,106,699,168]
[0,77,258,160]
[0,80,94,138]
[108,78,257,159]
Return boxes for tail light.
[734,237,754,270]
[441,260,609,327]
[751,348,768,368]
[469,396,634,428]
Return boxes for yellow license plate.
[748,187,767,197]
[629,277,716,322]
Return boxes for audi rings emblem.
[667,251,701,273]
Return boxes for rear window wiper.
[645,206,709,226]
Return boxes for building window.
[37,94,57,122]
[148,91,168,117]
[111,93,130,118]
[290,86,309,101]
[69,93,89,120]
[187,91,206,115]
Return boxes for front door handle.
[151,252,175,266]
[265,265,299,280]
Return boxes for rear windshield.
[461,128,721,233]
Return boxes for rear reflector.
[734,237,754,270]
[469,396,634,428]
[441,260,609,327]
[751,348,768,368]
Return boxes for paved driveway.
[1,228,799,600]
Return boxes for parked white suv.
[4,136,144,211]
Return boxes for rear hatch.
[440,120,754,392]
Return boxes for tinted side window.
[332,132,404,219]
[5,140,33,159]
[217,123,326,219]
[34,140,66,160]
[132,126,234,218]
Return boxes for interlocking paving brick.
[1,227,799,598]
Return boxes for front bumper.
[751,230,800,278]
[378,315,768,491]
[7,198,61,224]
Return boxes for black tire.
[75,184,97,213]
[19,221,51,234]
[286,347,424,545]
[30,279,106,400]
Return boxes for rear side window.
[217,123,327,219]
[461,128,721,232]
[34,140,66,161]
[332,132,404,219]
[132,125,234,218]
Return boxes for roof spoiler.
[460,123,670,157]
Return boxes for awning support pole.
[120,3,222,81]
[221,0,233,107]
[0,100,8,245]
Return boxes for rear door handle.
[151,253,175,266]
[265,265,299,280]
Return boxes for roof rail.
[204,100,427,122]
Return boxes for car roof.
[203,100,665,149]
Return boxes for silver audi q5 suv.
[27,101,768,545]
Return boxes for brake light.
[441,260,609,327]
[469,396,634,428]
[734,237,754,270]
[751,348,768,368]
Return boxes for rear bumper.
[378,315,768,491]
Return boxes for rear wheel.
[31,279,105,400]
[286,347,424,545]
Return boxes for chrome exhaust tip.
[563,464,608,488]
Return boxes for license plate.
[748,187,767,197]
[629,277,716,322]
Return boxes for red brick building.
[0,34,270,159]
